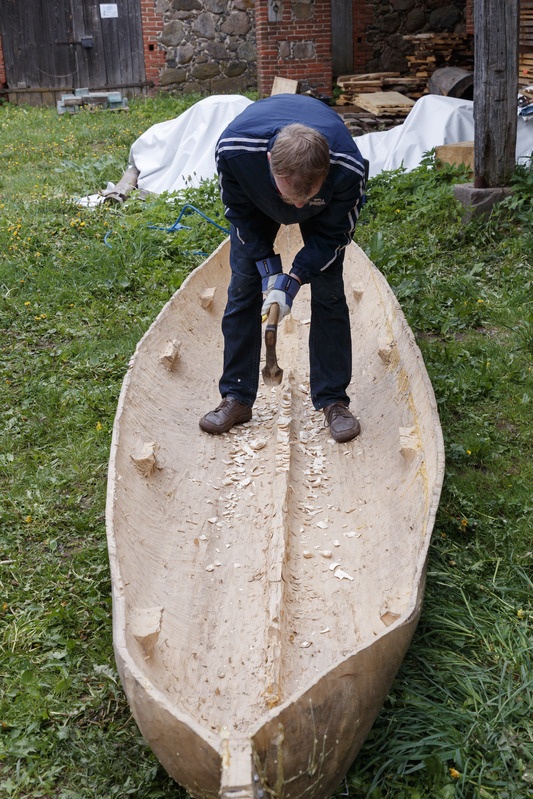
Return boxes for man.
[199,93,367,443]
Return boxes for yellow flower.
[466,449,471,455]
[449,767,461,779]
[461,518,468,527]
[96,421,102,431]
[25,515,32,523]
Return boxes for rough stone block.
[453,183,512,221]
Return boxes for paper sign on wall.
[100,4,118,18]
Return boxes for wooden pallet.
[349,91,415,116]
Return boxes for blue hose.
[104,204,229,248]
[148,203,229,234]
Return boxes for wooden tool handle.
[266,302,280,327]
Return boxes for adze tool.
[262,303,283,385]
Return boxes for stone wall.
[155,1,469,98]
[157,0,257,95]
[362,0,468,74]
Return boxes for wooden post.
[474,0,520,187]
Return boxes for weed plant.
[1,95,531,798]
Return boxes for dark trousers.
[219,225,352,410]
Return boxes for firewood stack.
[334,33,474,133]
[403,33,474,82]
[335,33,474,107]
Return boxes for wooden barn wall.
[0,0,149,106]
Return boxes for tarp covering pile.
[125,93,533,194]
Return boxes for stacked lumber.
[404,33,474,80]
[337,71,400,96]
[336,71,426,105]
[519,53,533,87]
[519,0,533,87]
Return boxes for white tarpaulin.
[355,94,533,178]
[104,93,533,200]
[129,94,253,193]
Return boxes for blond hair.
[270,123,330,201]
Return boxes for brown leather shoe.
[199,396,252,434]
[323,402,361,442]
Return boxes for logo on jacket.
[308,198,325,207]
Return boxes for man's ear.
[267,151,271,164]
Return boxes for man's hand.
[261,273,300,321]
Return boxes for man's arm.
[217,157,278,260]
[291,174,366,284]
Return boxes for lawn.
[1,93,531,799]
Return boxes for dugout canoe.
[106,225,445,799]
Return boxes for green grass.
[1,95,532,799]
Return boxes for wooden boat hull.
[106,226,444,799]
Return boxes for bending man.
[200,93,367,443]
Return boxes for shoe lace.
[324,403,350,426]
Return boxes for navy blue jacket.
[215,94,366,285]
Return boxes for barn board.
[0,0,146,105]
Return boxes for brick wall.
[465,0,474,34]
[139,0,166,89]
[0,35,5,91]
[352,1,374,72]
[255,0,332,97]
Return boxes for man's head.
[269,123,330,208]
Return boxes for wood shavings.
[333,568,354,581]
[248,437,267,451]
